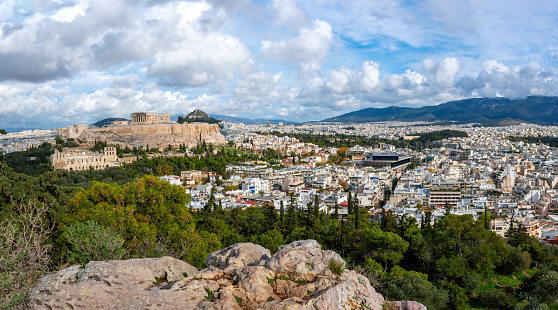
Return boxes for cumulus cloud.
[262,19,333,73]
[423,57,463,89]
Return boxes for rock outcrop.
[30,240,424,310]
[79,122,225,149]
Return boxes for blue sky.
[0,0,557,129]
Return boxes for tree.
[477,288,515,309]
[347,191,353,216]
[380,208,398,233]
[262,203,278,232]
[363,227,409,271]
[354,194,361,230]
[177,116,185,124]
[285,195,299,230]
[434,214,508,273]
[0,129,7,135]
[279,200,285,232]
[384,274,449,310]
[61,176,217,267]
[251,229,284,253]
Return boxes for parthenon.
[131,112,171,124]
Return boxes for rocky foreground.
[30,240,426,310]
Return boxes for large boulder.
[30,256,200,309]
[265,239,345,282]
[205,242,270,270]
[31,240,413,310]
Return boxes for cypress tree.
[314,194,320,220]
[347,191,353,216]
[285,194,298,229]
[263,203,278,231]
[334,203,339,221]
[279,200,285,230]
[484,207,490,230]
[354,194,360,230]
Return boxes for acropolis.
[131,112,170,124]
[50,111,225,171]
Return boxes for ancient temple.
[131,112,171,124]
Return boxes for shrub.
[477,288,515,309]
[62,220,125,265]
[329,258,345,275]
[0,201,53,309]
[384,274,448,310]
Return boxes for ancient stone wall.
[88,123,219,136]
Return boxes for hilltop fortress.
[56,112,224,148]
[51,112,225,171]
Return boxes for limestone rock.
[30,256,200,310]
[205,242,271,270]
[389,301,428,310]
[31,240,394,310]
[265,239,344,282]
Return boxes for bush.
[460,272,482,295]
[0,201,53,309]
[384,274,448,310]
[62,220,125,265]
[477,288,515,309]
[498,245,531,274]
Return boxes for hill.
[180,109,220,124]
[324,96,558,125]
[90,117,128,128]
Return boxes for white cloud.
[262,19,333,73]
[423,57,463,89]
[270,0,309,29]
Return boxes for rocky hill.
[324,96,558,125]
[80,123,225,149]
[30,240,425,310]
[185,109,221,124]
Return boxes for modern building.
[361,152,411,170]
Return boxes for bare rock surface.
[205,242,271,270]
[388,301,429,310]
[30,240,420,310]
[266,239,344,282]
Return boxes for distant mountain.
[323,96,558,125]
[210,114,297,125]
[90,118,129,128]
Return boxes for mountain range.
[210,114,296,125]
[323,96,558,125]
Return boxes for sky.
[0,0,557,129]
